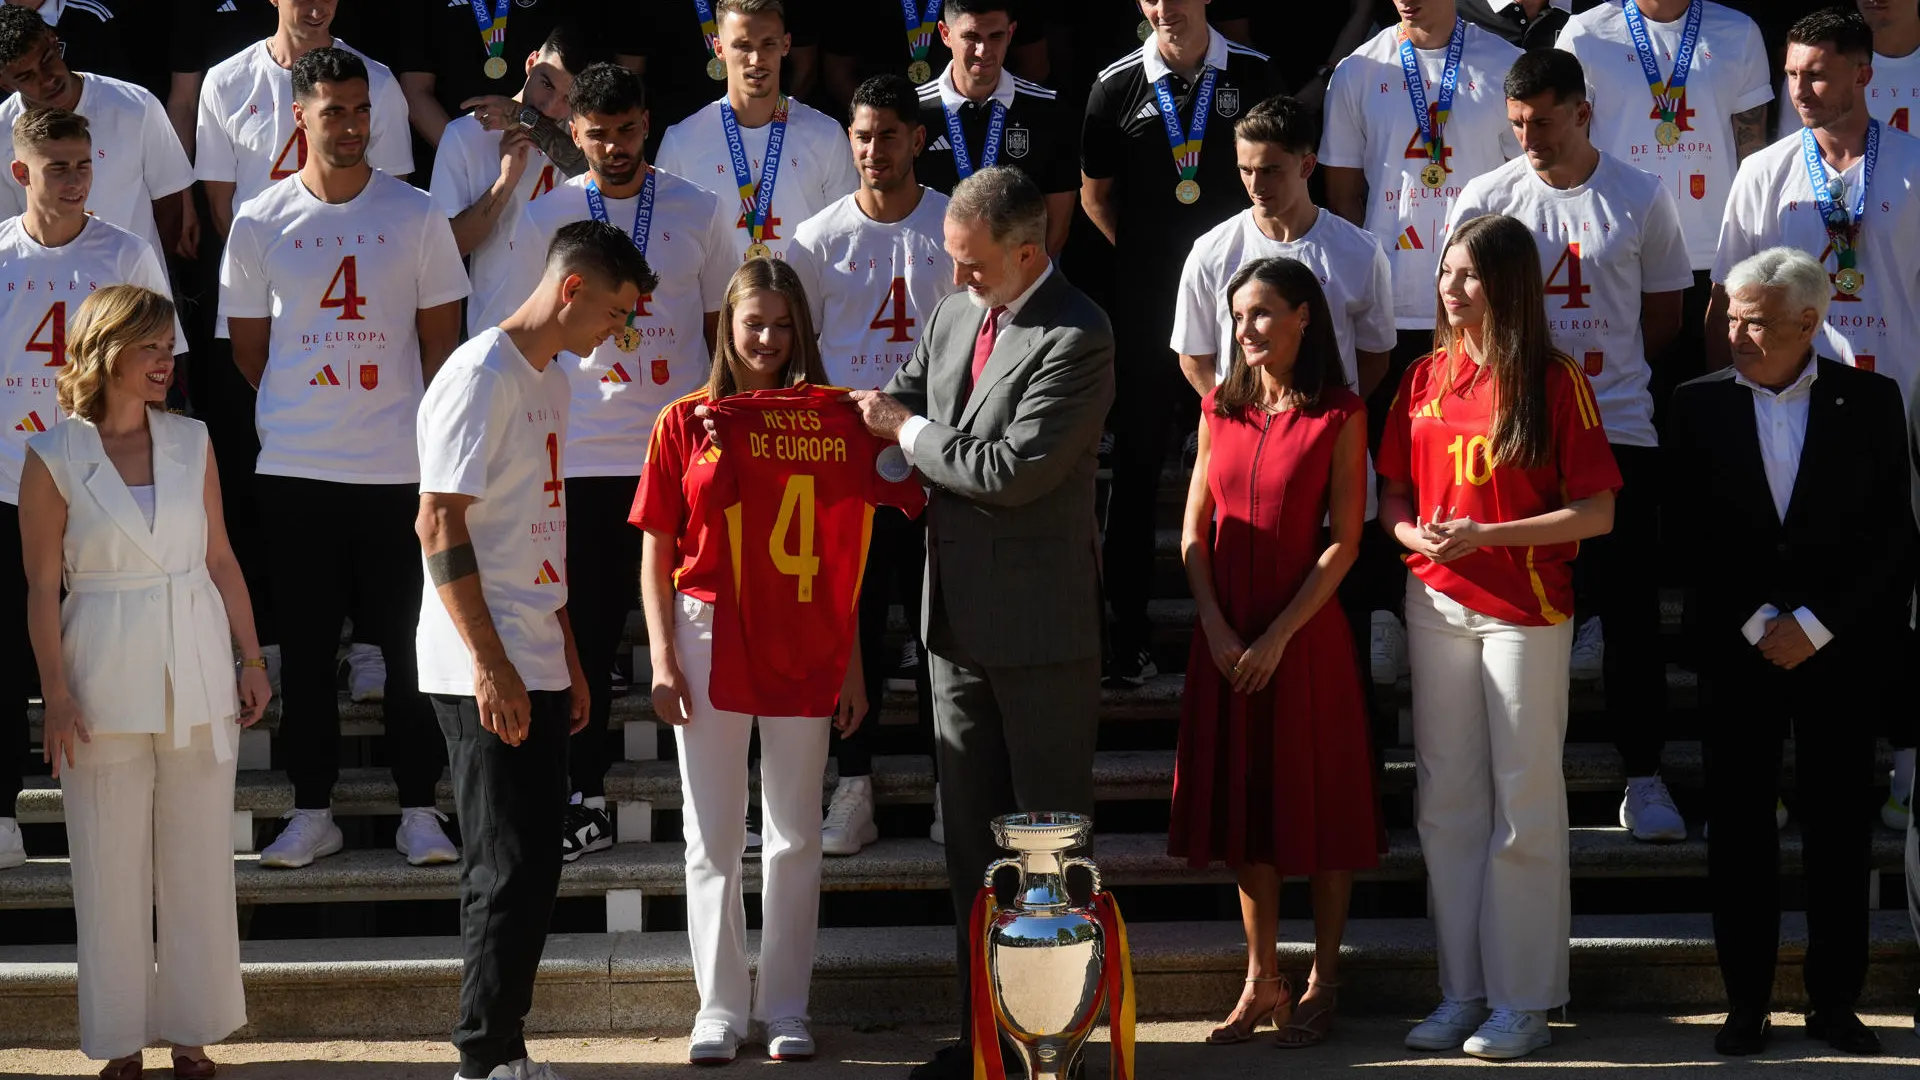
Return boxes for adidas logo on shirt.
[928,135,950,151]
[215,0,237,10]
[1133,101,1160,121]
[14,411,47,433]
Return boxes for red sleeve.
[1549,358,1623,503]
[631,403,693,535]
[1375,362,1421,485]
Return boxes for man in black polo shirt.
[8,0,136,87]
[913,0,1073,253]
[1082,0,1280,683]
[823,0,1044,116]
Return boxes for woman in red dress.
[1169,257,1379,1049]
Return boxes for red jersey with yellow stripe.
[1377,349,1621,626]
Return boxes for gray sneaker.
[1405,998,1490,1051]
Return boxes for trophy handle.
[984,857,1021,890]
[1063,856,1103,896]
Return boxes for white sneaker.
[397,807,459,866]
[1368,610,1405,685]
[821,776,878,856]
[456,1061,524,1080]
[346,643,385,703]
[929,781,945,846]
[1405,998,1489,1051]
[0,817,25,870]
[1463,1008,1552,1060]
[1569,617,1603,681]
[1621,776,1687,841]
[260,808,343,868]
[689,1020,740,1064]
[520,1059,568,1080]
[765,1016,815,1061]
[885,638,922,694]
[1882,768,1912,831]
[261,643,283,694]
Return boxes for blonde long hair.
[56,284,175,424]
[706,258,828,398]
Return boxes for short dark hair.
[1789,6,1874,65]
[290,47,369,101]
[538,21,610,76]
[0,5,51,67]
[849,74,921,128]
[12,106,88,153]
[1504,48,1587,105]
[717,0,785,28]
[547,220,659,295]
[1234,95,1317,156]
[943,0,1015,19]
[567,62,647,118]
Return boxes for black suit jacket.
[1664,357,1913,672]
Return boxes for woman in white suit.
[20,285,271,1080]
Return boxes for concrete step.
[3,914,1915,1042]
[1,828,1906,915]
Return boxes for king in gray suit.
[850,166,1115,1079]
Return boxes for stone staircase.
[2,467,1916,1044]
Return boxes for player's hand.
[651,654,693,726]
[1231,624,1291,695]
[41,690,89,779]
[474,656,532,745]
[498,127,535,190]
[462,94,520,132]
[1200,612,1246,680]
[1424,517,1483,565]
[849,390,912,440]
[1758,613,1817,670]
[833,663,867,737]
[237,665,272,728]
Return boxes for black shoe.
[908,1044,971,1080]
[744,806,764,860]
[561,800,614,863]
[1714,1007,1771,1056]
[1806,1008,1882,1055]
[1101,647,1158,689]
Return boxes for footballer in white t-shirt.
[1321,13,1521,329]
[1777,0,1920,140]
[789,187,954,391]
[1554,0,1773,270]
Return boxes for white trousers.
[1405,579,1573,1011]
[671,594,832,1033]
[62,720,246,1060]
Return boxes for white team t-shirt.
[194,38,413,212]
[220,170,472,484]
[1778,48,1920,140]
[429,114,562,338]
[1320,21,1521,329]
[0,74,195,264]
[0,215,182,503]
[1714,127,1920,406]
[415,328,573,696]
[787,187,957,390]
[1449,154,1693,447]
[656,96,862,263]
[1555,1,1773,270]
[505,169,737,476]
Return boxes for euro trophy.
[972,812,1135,1080]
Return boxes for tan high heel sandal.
[1274,978,1340,1049]
[1206,974,1294,1045]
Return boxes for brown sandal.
[97,1056,141,1080]
[1274,979,1339,1049]
[172,1055,217,1079]
[1206,974,1293,1044]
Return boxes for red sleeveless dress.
[1168,388,1380,873]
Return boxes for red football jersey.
[632,389,729,603]
[1377,350,1621,626]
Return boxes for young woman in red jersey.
[631,258,858,1065]
[1377,214,1620,1062]
[1169,258,1379,1050]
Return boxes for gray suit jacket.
[884,269,1115,668]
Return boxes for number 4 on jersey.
[769,474,820,601]
[868,277,915,343]
[26,302,66,367]
[1545,243,1591,309]
[270,129,308,181]
[321,255,369,320]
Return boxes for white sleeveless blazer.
[28,411,239,760]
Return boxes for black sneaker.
[1102,647,1158,689]
[886,638,923,693]
[561,800,614,863]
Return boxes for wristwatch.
[516,104,541,130]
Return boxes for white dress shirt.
[1732,355,1832,650]
[897,261,1056,460]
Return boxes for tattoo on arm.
[427,542,480,587]
[530,114,587,177]
[1732,105,1769,162]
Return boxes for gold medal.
[1137,19,1152,41]
[1421,163,1447,190]
[1836,267,1865,295]
[1655,120,1680,147]
[908,59,931,83]
[615,326,642,353]
[745,242,773,261]
[484,56,509,81]
[1174,178,1200,205]
[707,56,727,81]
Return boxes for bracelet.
[239,657,268,669]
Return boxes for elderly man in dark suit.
[1666,245,1912,1059]
[851,165,1114,1080]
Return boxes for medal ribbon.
[1398,17,1465,168]
[468,0,510,63]
[693,0,721,65]
[943,98,1005,180]
[1623,0,1703,125]
[902,0,944,64]
[1152,66,1217,182]
[1802,120,1879,272]
[721,96,790,247]
[586,169,656,329]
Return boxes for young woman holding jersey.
[631,258,860,1066]
[1377,214,1620,1062]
